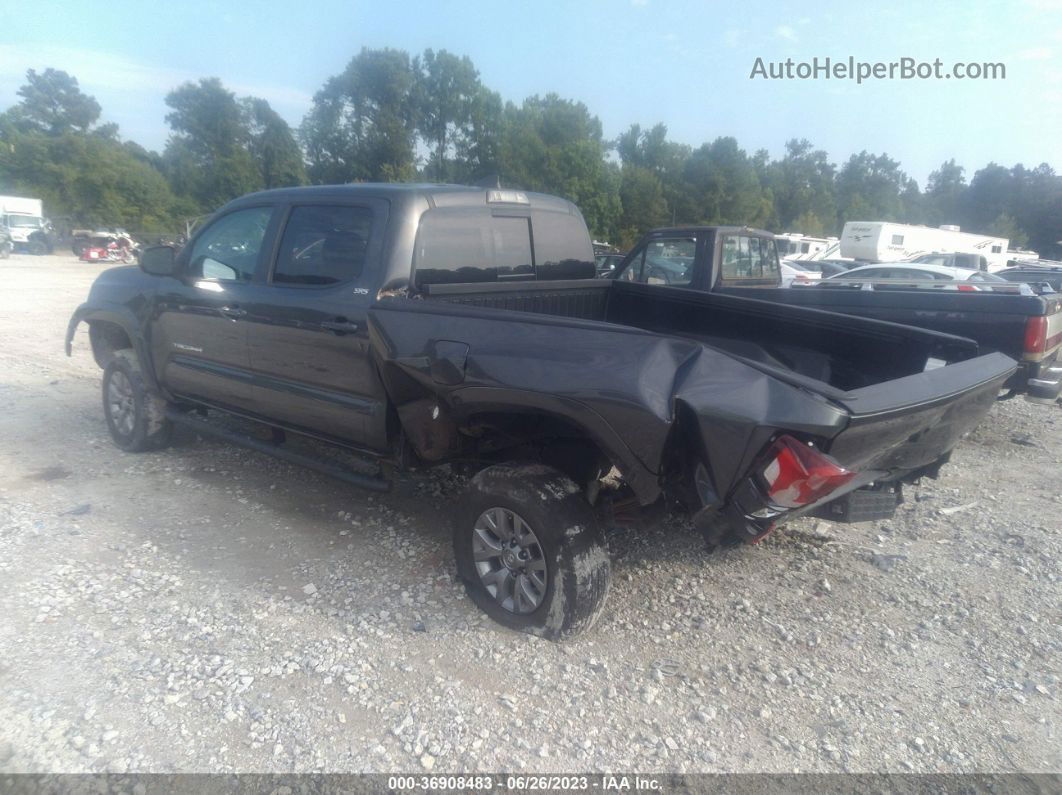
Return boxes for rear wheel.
[454,463,611,639]
[102,350,172,452]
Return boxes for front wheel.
[454,463,611,640]
[102,350,173,452]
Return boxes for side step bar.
[165,408,392,493]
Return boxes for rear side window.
[415,210,535,286]
[274,205,373,286]
[720,235,779,284]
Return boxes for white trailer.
[839,222,1009,270]
[0,196,47,251]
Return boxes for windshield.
[969,272,1006,282]
[7,215,42,228]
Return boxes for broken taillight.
[760,435,855,509]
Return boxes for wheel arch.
[67,305,160,391]
[447,387,662,505]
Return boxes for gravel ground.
[0,253,1058,775]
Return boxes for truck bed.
[423,278,989,397]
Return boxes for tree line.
[1,51,1059,257]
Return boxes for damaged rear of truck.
[371,278,1015,553]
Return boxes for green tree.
[789,210,826,237]
[413,49,480,181]
[986,212,1027,246]
[9,68,101,135]
[836,151,908,225]
[301,47,418,184]
[682,137,765,226]
[771,139,837,232]
[163,77,260,209]
[243,97,306,188]
[616,123,691,224]
[618,165,668,247]
[0,127,177,230]
[453,86,505,183]
[925,159,966,226]
[496,94,619,239]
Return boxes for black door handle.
[321,318,359,334]
[220,305,246,319]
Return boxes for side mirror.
[139,245,177,276]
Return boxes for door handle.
[321,318,359,334]
[220,305,246,320]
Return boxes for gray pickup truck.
[67,185,1015,638]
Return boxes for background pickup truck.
[68,185,1015,639]
[611,226,1061,403]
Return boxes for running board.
[165,408,391,493]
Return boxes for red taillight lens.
[1024,316,1047,354]
[760,435,855,509]
[956,284,976,292]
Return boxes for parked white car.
[780,259,822,288]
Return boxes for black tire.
[102,350,173,452]
[454,463,611,640]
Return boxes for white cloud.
[774,25,798,42]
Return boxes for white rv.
[774,233,838,261]
[839,222,1010,270]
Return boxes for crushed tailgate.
[826,352,1016,473]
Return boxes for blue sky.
[2,0,1060,184]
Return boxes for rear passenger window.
[274,205,373,286]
